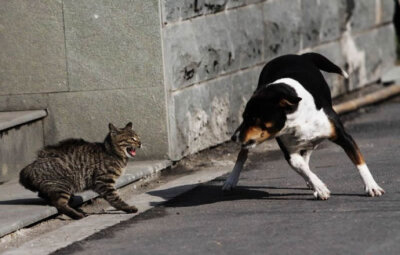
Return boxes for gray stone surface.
[0,1,168,160]
[358,24,396,85]
[380,0,395,24]
[0,120,44,183]
[168,66,261,160]
[0,0,68,95]
[163,4,263,90]
[345,0,377,33]
[300,0,341,48]
[381,66,400,84]
[0,160,171,238]
[46,87,168,160]
[63,0,164,91]
[263,0,302,60]
[346,24,396,90]
[162,0,204,24]
[161,0,265,24]
[0,94,49,112]
[226,0,264,9]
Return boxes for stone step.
[0,110,47,183]
[0,159,171,238]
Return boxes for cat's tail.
[19,164,38,192]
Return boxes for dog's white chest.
[273,78,332,152]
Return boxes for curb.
[0,160,171,238]
[2,166,234,255]
[333,84,400,114]
[70,160,172,207]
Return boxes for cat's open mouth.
[126,147,136,157]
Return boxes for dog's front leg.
[222,148,248,191]
[288,153,331,200]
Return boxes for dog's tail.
[302,52,349,79]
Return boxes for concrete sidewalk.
[0,160,171,238]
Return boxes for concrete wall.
[0,0,168,160]
[0,0,396,162]
[161,0,396,160]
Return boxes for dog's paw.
[222,179,238,191]
[365,183,385,197]
[306,181,313,190]
[312,183,331,200]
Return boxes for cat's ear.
[109,123,118,135]
[124,122,133,130]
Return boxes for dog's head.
[232,83,302,148]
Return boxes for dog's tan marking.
[329,120,365,165]
[329,121,338,141]
[244,126,270,143]
[265,122,274,128]
[352,149,365,165]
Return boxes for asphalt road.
[55,98,400,255]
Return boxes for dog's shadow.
[148,184,313,208]
[148,184,366,207]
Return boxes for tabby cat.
[19,122,141,219]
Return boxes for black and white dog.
[224,53,384,199]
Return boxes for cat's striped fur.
[19,122,141,219]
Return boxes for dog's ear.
[277,87,302,110]
[109,123,118,135]
[279,96,302,108]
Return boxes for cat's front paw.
[122,205,138,213]
[69,211,86,220]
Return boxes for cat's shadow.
[0,198,48,206]
[0,195,86,207]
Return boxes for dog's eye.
[265,122,274,128]
[263,122,274,130]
